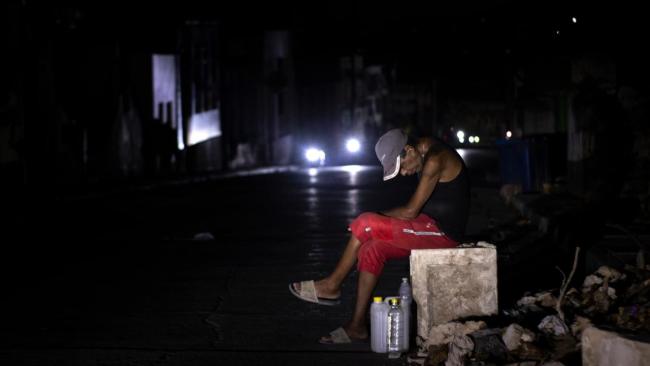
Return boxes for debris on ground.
[538,315,569,336]
[446,335,475,366]
[502,324,536,351]
[458,241,497,249]
[423,321,487,348]
[409,265,650,366]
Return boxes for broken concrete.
[445,335,474,366]
[423,321,486,348]
[502,324,536,351]
[538,315,570,336]
[582,327,650,366]
[410,247,498,340]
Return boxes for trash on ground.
[410,264,650,366]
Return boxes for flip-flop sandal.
[288,280,341,306]
[318,327,367,344]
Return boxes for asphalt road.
[1,160,515,365]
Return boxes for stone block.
[410,247,498,339]
[582,326,650,366]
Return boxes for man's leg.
[342,270,378,339]
[294,234,361,299]
[292,212,399,341]
[329,215,455,339]
[321,240,409,342]
[311,210,397,298]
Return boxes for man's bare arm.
[381,157,442,220]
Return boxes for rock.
[512,342,546,361]
[536,292,558,308]
[471,329,509,363]
[502,324,536,351]
[549,334,579,360]
[582,327,650,366]
[596,266,626,282]
[456,241,496,249]
[538,315,569,336]
[570,316,593,338]
[476,241,497,249]
[424,344,448,366]
[591,286,614,313]
[445,335,474,366]
[583,275,603,289]
[516,296,537,307]
[501,324,523,351]
[424,321,487,348]
[513,294,546,314]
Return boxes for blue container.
[496,134,564,192]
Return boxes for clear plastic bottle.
[387,297,404,358]
[398,277,412,349]
[370,296,388,353]
[399,277,412,303]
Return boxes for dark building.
[2,1,650,207]
[1,2,303,185]
[221,29,298,168]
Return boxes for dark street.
[3,1,650,365]
[2,162,512,365]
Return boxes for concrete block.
[582,326,650,366]
[410,247,498,339]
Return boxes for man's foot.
[319,324,368,344]
[291,279,340,300]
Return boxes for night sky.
[19,1,650,84]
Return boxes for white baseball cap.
[374,129,407,181]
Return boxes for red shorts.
[349,212,458,276]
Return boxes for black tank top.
[420,151,470,242]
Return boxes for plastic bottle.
[387,297,404,358]
[370,296,388,353]
[399,277,412,303]
[398,277,412,349]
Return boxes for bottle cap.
[390,298,400,305]
[373,296,383,303]
[402,277,408,282]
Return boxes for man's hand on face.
[399,146,423,177]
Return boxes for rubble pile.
[407,265,650,366]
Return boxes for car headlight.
[345,138,361,153]
[305,147,326,163]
